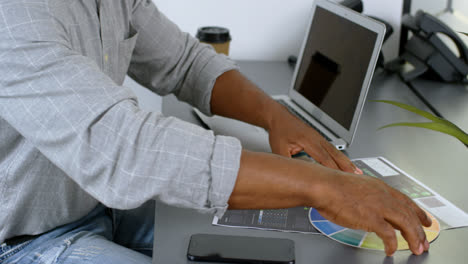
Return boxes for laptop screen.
[293,6,378,130]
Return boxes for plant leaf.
[378,122,468,145]
[372,100,460,129]
[374,100,468,147]
[372,100,443,122]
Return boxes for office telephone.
[388,11,468,83]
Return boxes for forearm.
[210,70,284,131]
[228,150,330,209]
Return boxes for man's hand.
[211,70,361,174]
[314,168,432,256]
[230,151,432,257]
[267,103,362,174]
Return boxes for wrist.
[272,157,331,208]
[232,151,332,210]
[262,100,289,132]
[298,162,341,209]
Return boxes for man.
[0,0,430,263]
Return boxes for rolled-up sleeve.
[0,1,241,217]
[128,0,239,116]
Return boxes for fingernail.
[424,240,430,251]
[354,167,363,174]
[418,243,424,255]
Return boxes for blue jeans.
[0,201,155,263]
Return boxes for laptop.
[194,0,386,152]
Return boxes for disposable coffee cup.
[196,26,231,55]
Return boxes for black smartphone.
[187,234,295,264]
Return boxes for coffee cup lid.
[196,26,231,43]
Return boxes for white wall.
[453,0,468,14]
[155,0,405,61]
[411,0,446,15]
[411,0,468,21]
[155,0,312,61]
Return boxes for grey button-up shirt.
[0,0,242,243]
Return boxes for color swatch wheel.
[309,208,440,250]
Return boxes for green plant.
[373,100,468,148]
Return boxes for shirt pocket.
[114,30,139,85]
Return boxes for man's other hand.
[231,151,433,257]
[314,168,433,256]
[267,103,362,174]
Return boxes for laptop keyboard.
[276,99,332,141]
